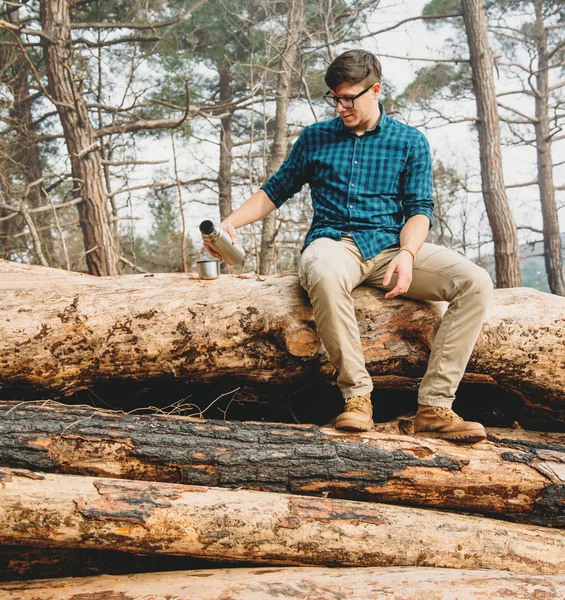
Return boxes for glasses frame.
[323,84,375,109]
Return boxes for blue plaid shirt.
[261,104,434,260]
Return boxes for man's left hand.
[382,251,414,299]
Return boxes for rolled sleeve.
[261,133,310,208]
[401,134,434,227]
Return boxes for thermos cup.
[199,220,245,266]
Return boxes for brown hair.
[324,49,382,90]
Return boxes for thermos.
[199,220,245,266]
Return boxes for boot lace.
[345,396,370,412]
[434,407,463,422]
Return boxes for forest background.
[1,0,564,293]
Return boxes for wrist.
[399,246,416,262]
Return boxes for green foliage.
[399,63,472,106]
[422,0,462,25]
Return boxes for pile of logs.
[1,260,565,598]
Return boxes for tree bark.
[40,0,119,276]
[1,467,565,573]
[1,261,565,415]
[461,0,521,288]
[4,8,56,266]
[1,400,564,527]
[259,0,304,275]
[2,567,565,599]
[534,0,565,296]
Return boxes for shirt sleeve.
[401,133,434,227]
[261,132,310,208]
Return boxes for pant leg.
[365,243,493,408]
[298,236,373,399]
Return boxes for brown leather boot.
[335,395,374,432]
[414,405,486,443]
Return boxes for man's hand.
[203,220,238,259]
[382,250,414,299]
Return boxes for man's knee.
[300,253,351,294]
[458,264,493,305]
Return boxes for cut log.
[2,401,564,527]
[2,567,565,600]
[1,261,565,421]
[1,468,565,573]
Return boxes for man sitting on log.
[204,49,493,443]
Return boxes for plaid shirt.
[261,104,434,260]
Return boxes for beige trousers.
[298,235,493,408]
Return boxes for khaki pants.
[298,235,493,408]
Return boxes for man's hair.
[324,49,382,90]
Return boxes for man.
[205,49,493,443]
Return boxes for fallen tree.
[2,566,565,599]
[1,261,565,421]
[1,401,564,527]
[1,467,565,573]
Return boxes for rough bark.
[218,57,235,276]
[259,0,304,275]
[4,9,56,266]
[462,0,521,288]
[1,468,565,573]
[1,401,564,528]
[3,567,565,599]
[218,57,234,224]
[40,0,119,276]
[534,0,565,296]
[1,261,565,416]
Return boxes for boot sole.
[415,430,486,443]
[335,420,374,432]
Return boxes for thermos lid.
[199,220,215,234]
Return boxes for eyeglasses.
[323,84,375,109]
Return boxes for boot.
[335,395,374,432]
[414,405,486,443]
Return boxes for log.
[1,468,565,573]
[1,260,565,421]
[2,401,564,527]
[3,567,565,599]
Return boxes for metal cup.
[197,260,220,280]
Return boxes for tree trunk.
[40,0,119,276]
[4,9,56,266]
[218,58,234,223]
[218,57,235,275]
[3,567,565,599]
[534,0,565,296]
[1,467,565,573]
[1,262,565,416]
[461,0,521,288]
[259,0,304,275]
[1,400,563,527]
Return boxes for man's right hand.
[203,220,238,260]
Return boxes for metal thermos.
[200,220,245,266]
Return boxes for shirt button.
[351,183,355,187]
[354,160,358,164]
[349,205,353,208]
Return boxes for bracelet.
[399,246,416,262]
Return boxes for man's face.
[331,81,381,131]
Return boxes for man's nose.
[337,102,347,113]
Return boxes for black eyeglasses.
[323,84,374,109]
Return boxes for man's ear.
[373,83,381,99]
